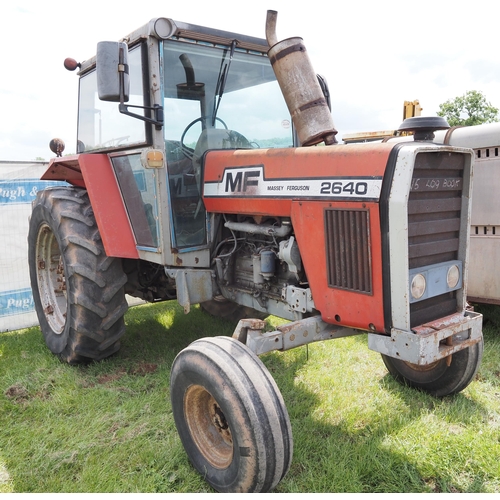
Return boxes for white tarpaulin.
[0,161,65,332]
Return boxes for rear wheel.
[170,336,292,492]
[200,297,267,323]
[28,187,128,364]
[381,338,483,397]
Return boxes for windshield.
[163,40,293,150]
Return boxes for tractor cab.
[72,18,293,260]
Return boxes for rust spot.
[213,404,229,431]
[445,337,453,366]
[38,260,46,270]
[176,256,183,265]
[269,42,306,65]
[298,98,328,113]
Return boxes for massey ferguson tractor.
[28,11,483,492]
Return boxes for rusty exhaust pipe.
[265,10,279,47]
[266,10,337,146]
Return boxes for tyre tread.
[382,338,483,397]
[171,336,292,492]
[28,186,128,364]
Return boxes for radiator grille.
[325,209,372,294]
[408,152,465,327]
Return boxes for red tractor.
[28,11,483,492]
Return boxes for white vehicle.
[433,123,500,305]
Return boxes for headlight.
[447,264,460,289]
[409,260,462,303]
[411,273,426,300]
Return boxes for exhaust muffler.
[266,10,337,146]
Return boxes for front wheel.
[170,336,292,492]
[381,338,483,397]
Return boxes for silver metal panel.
[388,144,473,330]
[234,310,482,365]
[468,236,500,301]
[367,311,482,365]
[434,122,500,150]
[166,269,213,313]
[470,156,500,225]
[281,285,315,314]
[233,316,361,356]
[387,146,413,330]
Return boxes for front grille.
[325,208,372,294]
[408,152,465,327]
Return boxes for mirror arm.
[116,44,163,130]
[118,103,164,130]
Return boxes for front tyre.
[170,336,293,492]
[381,338,483,397]
[28,187,128,364]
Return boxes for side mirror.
[316,74,331,111]
[96,41,130,102]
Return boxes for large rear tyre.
[200,297,267,323]
[381,338,483,397]
[28,187,128,364]
[170,336,292,492]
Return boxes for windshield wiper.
[212,39,237,126]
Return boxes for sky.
[1,0,499,161]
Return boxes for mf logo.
[224,169,261,193]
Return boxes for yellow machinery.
[342,99,422,143]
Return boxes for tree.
[437,90,499,127]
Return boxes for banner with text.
[0,161,64,332]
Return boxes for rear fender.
[41,154,139,258]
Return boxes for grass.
[1,301,499,493]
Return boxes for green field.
[1,302,499,493]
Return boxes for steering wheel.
[180,116,228,160]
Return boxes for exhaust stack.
[266,10,337,146]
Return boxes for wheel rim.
[35,223,67,334]
[402,360,441,372]
[184,384,234,469]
